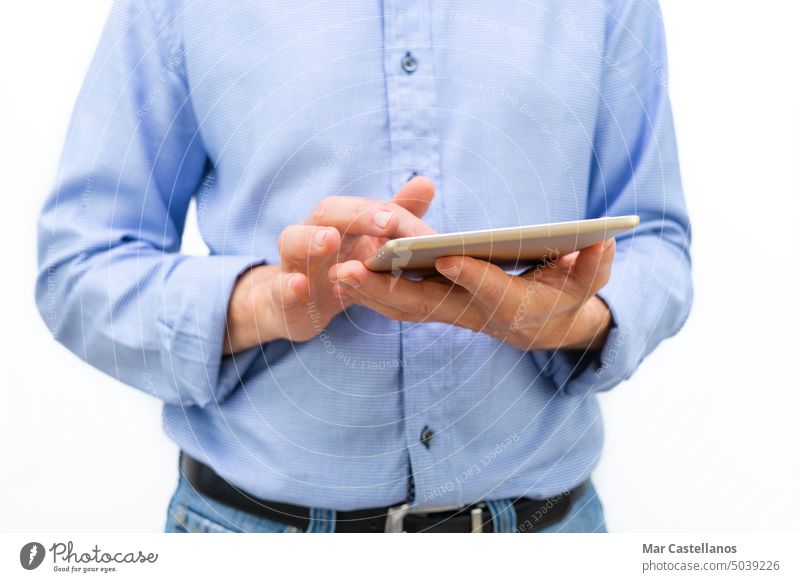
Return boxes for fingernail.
[603,238,614,249]
[374,210,392,229]
[314,229,329,247]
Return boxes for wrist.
[570,295,612,350]
[531,295,610,351]
[224,265,281,354]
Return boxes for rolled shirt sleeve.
[35,0,263,407]
[531,0,693,395]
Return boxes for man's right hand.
[223,177,436,354]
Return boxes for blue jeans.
[164,473,607,533]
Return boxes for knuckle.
[381,202,411,223]
[412,299,434,319]
[382,202,402,214]
[278,225,305,253]
[374,202,398,222]
[309,197,336,222]
[277,228,292,253]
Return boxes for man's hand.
[223,177,436,354]
[328,238,616,352]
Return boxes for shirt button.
[401,51,418,74]
[420,426,435,449]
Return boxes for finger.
[304,196,435,239]
[329,260,479,327]
[271,271,309,309]
[345,283,480,329]
[278,225,341,269]
[434,256,519,309]
[568,238,615,295]
[390,175,436,218]
[329,283,357,309]
[339,287,424,324]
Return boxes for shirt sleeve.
[35,0,263,407]
[530,0,693,396]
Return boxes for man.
[36,0,691,533]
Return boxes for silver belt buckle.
[384,503,485,533]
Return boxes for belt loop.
[321,508,336,533]
[486,499,517,532]
[308,508,335,533]
[507,500,518,533]
[307,508,318,532]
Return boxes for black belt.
[180,452,588,533]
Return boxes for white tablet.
[364,215,639,275]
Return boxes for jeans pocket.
[173,504,239,533]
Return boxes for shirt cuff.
[156,255,266,407]
[529,266,638,396]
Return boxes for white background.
[1,1,798,532]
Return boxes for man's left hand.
[328,238,616,352]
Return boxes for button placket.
[382,0,449,505]
[382,1,441,201]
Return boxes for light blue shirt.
[37,0,692,510]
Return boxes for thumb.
[569,238,615,294]
[390,175,435,218]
